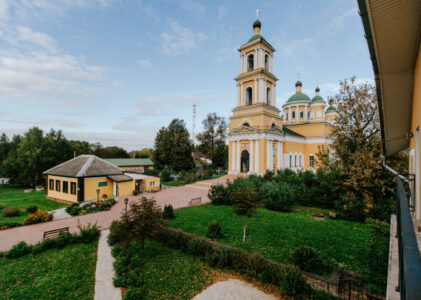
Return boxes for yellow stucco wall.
[117,180,135,198]
[84,177,113,201]
[46,175,78,202]
[143,177,161,192]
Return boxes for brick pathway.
[0,177,229,252]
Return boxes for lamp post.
[124,198,129,216]
[96,189,100,202]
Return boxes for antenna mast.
[192,104,196,145]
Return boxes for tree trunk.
[242,217,247,242]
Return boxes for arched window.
[243,123,250,127]
[246,87,253,105]
[266,87,271,104]
[307,111,310,119]
[247,54,254,72]
[316,109,322,119]
[310,111,314,120]
[285,112,289,121]
[292,111,296,119]
[300,111,304,119]
[265,54,269,70]
[271,123,275,128]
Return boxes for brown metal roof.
[43,155,124,177]
[108,174,133,182]
[359,0,421,155]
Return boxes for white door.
[113,181,117,197]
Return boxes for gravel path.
[192,279,278,300]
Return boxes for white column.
[231,140,235,173]
[249,140,254,174]
[277,141,283,169]
[270,141,274,170]
[304,105,307,120]
[254,50,257,70]
[254,79,257,104]
[240,84,243,106]
[266,140,270,170]
[254,140,259,175]
[260,48,263,68]
[272,84,276,106]
[236,140,241,172]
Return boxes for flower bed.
[66,198,116,216]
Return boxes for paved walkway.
[0,177,229,252]
[49,207,71,220]
[94,229,121,300]
[192,279,278,300]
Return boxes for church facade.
[228,19,338,175]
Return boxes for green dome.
[311,95,325,102]
[287,92,311,103]
[326,106,338,113]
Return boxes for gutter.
[381,155,409,183]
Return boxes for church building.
[228,18,338,175]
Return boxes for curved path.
[0,177,229,252]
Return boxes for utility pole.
[193,104,196,145]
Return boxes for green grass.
[0,185,67,223]
[127,240,215,299]
[0,241,98,300]
[168,204,371,275]
[161,181,185,187]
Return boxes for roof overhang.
[358,0,421,156]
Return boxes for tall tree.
[196,113,227,165]
[154,119,194,171]
[100,146,130,158]
[129,148,153,159]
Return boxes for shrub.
[0,204,5,211]
[260,262,281,284]
[206,220,223,239]
[261,181,294,212]
[0,221,21,230]
[161,168,172,182]
[133,190,139,196]
[77,222,100,243]
[124,286,143,300]
[22,210,52,225]
[335,195,367,222]
[278,263,308,297]
[66,203,81,216]
[208,184,227,205]
[162,204,174,219]
[1,207,20,217]
[291,246,323,272]
[5,241,32,258]
[26,205,38,213]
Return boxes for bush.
[26,205,38,213]
[77,222,101,243]
[278,263,308,297]
[335,195,367,222]
[1,207,20,217]
[208,184,227,205]
[291,246,323,272]
[133,190,139,196]
[0,204,5,211]
[206,220,223,239]
[124,286,143,300]
[22,210,52,225]
[66,203,81,216]
[261,181,294,212]
[161,168,172,182]
[0,221,21,231]
[5,241,32,258]
[162,204,174,219]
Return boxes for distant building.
[228,18,337,175]
[104,158,154,173]
[43,155,160,203]
[0,178,9,185]
[192,152,212,166]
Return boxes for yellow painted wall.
[84,177,113,201]
[143,177,161,192]
[46,175,78,202]
[286,123,332,137]
[117,180,135,198]
[410,41,421,219]
[228,140,233,171]
[241,42,273,55]
[259,139,267,174]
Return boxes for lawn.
[0,241,98,300]
[168,204,371,275]
[0,185,67,223]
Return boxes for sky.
[0,0,374,151]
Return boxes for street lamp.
[124,198,129,215]
[96,189,100,202]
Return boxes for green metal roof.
[311,95,325,102]
[326,106,338,113]
[282,125,304,137]
[248,34,264,42]
[287,92,311,103]
[104,158,154,167]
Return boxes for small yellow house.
[104,158,154,173]
[43,155,160,204]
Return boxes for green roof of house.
[326,106,338,113]
[104,158,154,167]
[287,92,311,103]
[311,95,325,102]
[282,125,304,137]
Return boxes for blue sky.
[0,0,373,150]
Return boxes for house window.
[309,155,314,168]
[292,111,296,119]
[300,111,304,119]
[246,87,253,105]
[266,87,271,104]
[285,112,289,121]
[49,179,54,190]
[71,182,77,195]
[289,155,292,168]
[294,155,297,167]
[247,54,254,71]
[56,180,61,192]
[299,155,302,167]
[98,181,108,187]
[63,181,69,193]
[307,111,310,119]
[150,181,156,187]
[265,54,269,69]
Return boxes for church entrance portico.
[240,150,249,173]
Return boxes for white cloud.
[321,7,357,37]
[160,20,207,55]
[15,26,56,52]
[137,59,151,68]
[181,1,206,14]
[0,0,9,23]
[217,5,226,20]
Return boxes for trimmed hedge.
[1,223,100,259]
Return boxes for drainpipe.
[381,155,409,183]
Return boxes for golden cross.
[256,9,259,19]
